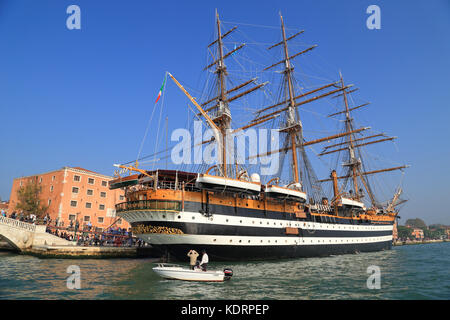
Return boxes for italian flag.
[155,77,166,103]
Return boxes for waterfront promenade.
[0,215,159,258]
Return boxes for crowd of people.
[2,210,38,224]
[45,226,146,247]
[2,210,146,248]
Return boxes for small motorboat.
[152,263,233,282]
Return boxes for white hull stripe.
[139,234,393,247]
[120,210,393,232]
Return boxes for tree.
[15,180,48,218]
[397,225,413,240]
[405,218,427,229]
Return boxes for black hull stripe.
[132,221,392,238]
[168,201,392,225]
[150,241,393,261]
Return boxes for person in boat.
[199,249,209,271]
[187,249,199,270]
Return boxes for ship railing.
[116,199,181,213]
[157,181,198,192]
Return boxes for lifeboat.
[339,197,365,209]
[264,183,307,202]
[109,174,139,189]
[195,173,261,194]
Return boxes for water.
[0,242,449,300]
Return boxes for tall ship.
[110,12,408,261]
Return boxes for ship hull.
[140,234,392,261]
[120,209,394,261]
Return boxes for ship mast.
[280,13,301,184]
[214,10,232,177]
[340,73,360,200]
[201,11,269,179]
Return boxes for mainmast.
[280,13,301,184]
[340,73,360,200]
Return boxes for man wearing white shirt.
[199,250,209,271]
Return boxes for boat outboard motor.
[223,268,233,281]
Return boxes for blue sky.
[0,0,449,225]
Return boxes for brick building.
[8,167,127,231]
[411,228,424,240]
[0,201,8,212]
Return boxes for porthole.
[178,215,181,219]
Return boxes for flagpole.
[136,72,168,165]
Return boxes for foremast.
[319,75,409,213]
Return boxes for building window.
[87,189,93,196]
[39,177,42,183]
[52,176,55,181]
[98,217,104,224]
[48,199,52,206]
[50,185,54,192]
[85,202,92,209]
[72,187,79,193]
[74,175,81,182]
[70,200,77,207]
[69,214,76,221]
[84,216,90,222]
[99,204,105,210]
[100,192,106,198]
[88,178,95,184]
[102,181,107,187]
[119,195,125,201]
